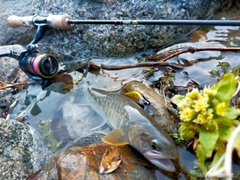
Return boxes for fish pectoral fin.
[101,128,128,146]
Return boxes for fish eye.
[144,101,150,106]
[151,139,161,150]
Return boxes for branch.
[99,61,184,70]
[146,47,240,62]
[0,82,30,90]
[74,47,240,71]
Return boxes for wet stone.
[41,133,162,180]
[0,118,52,179]
[62,100,104,139]
[0,45,26,82]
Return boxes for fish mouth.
[144,151,176,172]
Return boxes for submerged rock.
[0,118,52,179]
[40,133,161,180]
[62,100,105,139]
[39,133,187,179]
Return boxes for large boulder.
[0,118,52,179]
[40,133,174,180]
[1,0,227,60]
[0,0,35,46]
[0,45,26,82]
[33,0,227,59]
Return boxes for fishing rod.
[4,13,240,83]
[7,14,240,30]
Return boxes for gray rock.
[0,45,29,116]
[0,118,52,179]
[41,133,160,180]
[31,0,227,59]
[62,98,105,139]
[0,0,227,60]
[0,0,35,46]
[0,45,25,82]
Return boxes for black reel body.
[19,51,58,81]
[0,24,61,83]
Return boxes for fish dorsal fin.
[101,128,128,146]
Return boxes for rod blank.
[66,19,240,26]
[8,13,240,29]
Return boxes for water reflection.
[8,6,240,179]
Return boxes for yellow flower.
[187,88,199,100]
[192,94,209,112]
[180,107,196,121]
[177,97,192,109]
[215,102,226,116]
[194,109,213,124]
[203,87,217,97]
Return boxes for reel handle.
[7,14,72,30]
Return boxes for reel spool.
[19,53,59,81]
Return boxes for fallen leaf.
[26,169,44,180]
[99,146,122,174]
[0,81,7,87]
[190,30,208,42]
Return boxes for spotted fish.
[84,87,179,172]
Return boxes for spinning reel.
[2,14,71,84]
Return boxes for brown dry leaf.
[0,81,7,88]
[99,146,122,174]
[26,169,44,180]
[190,30,208,42]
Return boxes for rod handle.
[7,14,72,30]
[47,14,72,29]
[7,15,34,28]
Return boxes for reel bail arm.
[17,24,59,83]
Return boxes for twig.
[232,81,240,97]
[99,61,184,70]
[5,99,17,120]
[146,47,240,62]
[69,46,240,72]
[89,47,240,71]
[0,82,30,90]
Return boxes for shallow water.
[7,6,240,179]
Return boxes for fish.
[84,87,179,172]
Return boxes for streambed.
[2,6,240,180]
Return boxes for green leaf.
[217,118,236,142]
[196,143,207,173]
[232,127,240,158]
[211,73,237,102]
[223,107,240,120]
[179,122,200,138]
[203,121,218,132]
[210,140,225,168]
[171,95,185,106]
[199,128,219,158]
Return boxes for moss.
[39,119,62,153]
